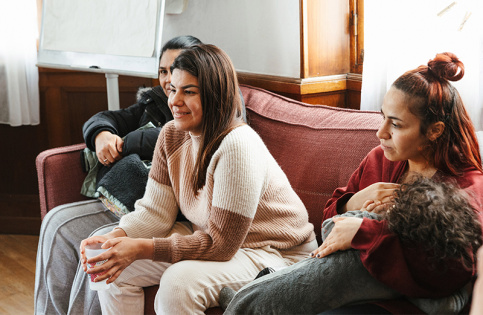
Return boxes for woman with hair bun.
[222,52,483,314]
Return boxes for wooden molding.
[347,73,362,91]
[237,71,361,96]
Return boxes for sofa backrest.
[240,85,383,243]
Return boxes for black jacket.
[83,85,247,160]
[82,86,173,160]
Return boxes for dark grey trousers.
[224,250,400,315]
[225,210,470,315]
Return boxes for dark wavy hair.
[170,44,245,194]
[392,52,482,175]
[160,35,202,59]
[385,177,482,269]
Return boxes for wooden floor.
[0,234,39,314]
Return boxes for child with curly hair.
[320,177,481,314]
[323,176,481,270]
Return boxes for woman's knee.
[155,260,213,308]
[40,200,117,253]
[40,203,90,242]
[158,261,201,293]
[42,203,81,229]
[42,200,103,230]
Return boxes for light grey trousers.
[34,200,119,315]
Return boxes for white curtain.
[361,0,483,131]
[0,0,40,126]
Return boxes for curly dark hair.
[385,177,482,269]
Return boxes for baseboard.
[0,216,41,235]
[0,194,41,235]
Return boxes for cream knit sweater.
[119,122,315,263]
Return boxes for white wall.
[163,0,301,78]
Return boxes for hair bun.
[427,52,464,82]
[428,52,465,81]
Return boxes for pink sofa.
[36,84,382,314]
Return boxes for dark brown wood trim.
[347,73,362,91]
[350,0,364,74]
[0,217,41,235]
[300,0,309,79]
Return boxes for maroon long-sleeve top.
[323,146,483,312]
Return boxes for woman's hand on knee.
[310,217,363,259]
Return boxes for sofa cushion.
[240,85,383,243]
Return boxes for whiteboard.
[37,0,165,78]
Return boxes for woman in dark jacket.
[34,35,202,315]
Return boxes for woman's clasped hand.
[80,228,154,284]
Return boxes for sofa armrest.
[36,143,90,220]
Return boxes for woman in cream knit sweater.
[79,44,316,314]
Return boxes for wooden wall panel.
[7,0,363,235]
[0,123,45,234]
[296,0,357,109]
[347,90,362,110]
[0,69,152,234]
[305,0,350,77]
[238,72,361,109]
[346,75,362,109]
[39,69,151,148]
[301,91,346,107]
